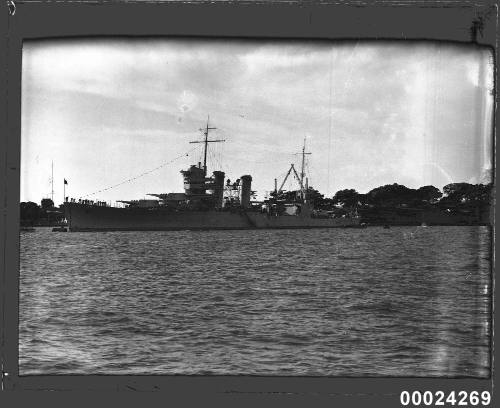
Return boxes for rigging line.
[208,149,216,171]
[279,169,289,179]
[82,146,199,197]
[208,149,224,173]
[275,168,290,186]
[327,45,334,197]
[215,152,224,172]
[213,143,224,171]
[195,144,204,165]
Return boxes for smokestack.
[240,175,252,209]
[212,171,225,209]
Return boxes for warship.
[65,119,360,231]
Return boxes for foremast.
[181,116,227,209]
[299,138,311,202]
[189,115,225,177]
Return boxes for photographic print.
[19,39,493,377]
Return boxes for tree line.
[273,182,493,220]
[21,181,493,225]
[20,198,65,226]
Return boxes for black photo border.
[1,1,497,407]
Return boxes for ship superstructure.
[65,118,360,231]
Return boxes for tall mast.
[299,138,311,201]
[189,115,225,177]
[51,160,54,202]
[277,140,311,201]
[202,115,215,177]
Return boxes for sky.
[21,39,494,205]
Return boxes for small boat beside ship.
[51,226,68,232]
[65,119,360,232]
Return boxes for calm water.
[19,226,491,376]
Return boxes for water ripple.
[19,226,491,377]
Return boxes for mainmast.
[51,160,54,203]
[299,138,311,201]
[189,115,225,176]
[277,139,311,202]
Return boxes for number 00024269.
[400,391,491,406]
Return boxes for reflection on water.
[19,226,491,376]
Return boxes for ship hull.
[66,203,360,231]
